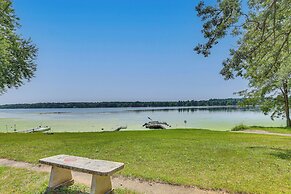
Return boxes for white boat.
[19,126,51,133]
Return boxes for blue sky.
[1,0,246,104]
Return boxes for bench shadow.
[43,186,89,194]
[247,146,291,160]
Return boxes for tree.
[0,0,37,94]
[195,0,291,127]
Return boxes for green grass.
[0,166,48,194]
[231,125,291,134]
[0,166,89,194]
[247,126,291,134]
[0,166,138,194]
[0,129,290,193]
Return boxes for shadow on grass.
[248,146,291,160]
[43,186,89,194]
[269,148,291,160]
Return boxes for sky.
[1,0,247,104]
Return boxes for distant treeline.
[0,98,243,109]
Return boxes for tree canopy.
[195,0,291,127]
[0,98,242,109]
[0,0,37,94]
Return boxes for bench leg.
[90,175,113,194]
[48,166,74,189]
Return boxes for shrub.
[231,124,249,131]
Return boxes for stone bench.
[39,155,124,194]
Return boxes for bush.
[231,124,249,131]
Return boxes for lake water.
[0,107,285,132]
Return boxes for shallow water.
[0,107,284,132]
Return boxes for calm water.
[0,107,284,132]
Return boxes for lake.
[0,106,284,132]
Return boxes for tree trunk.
[282,81,291,127]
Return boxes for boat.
[114,126,127,131]
[143,120,171,129]
[18,126,51,133]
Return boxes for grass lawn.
[0,166,137,194]
[231,125,291,134]
[0,129,290,193]
[245,126,291,134]
[0,166,48,194]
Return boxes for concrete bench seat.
[39,155,124,194]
